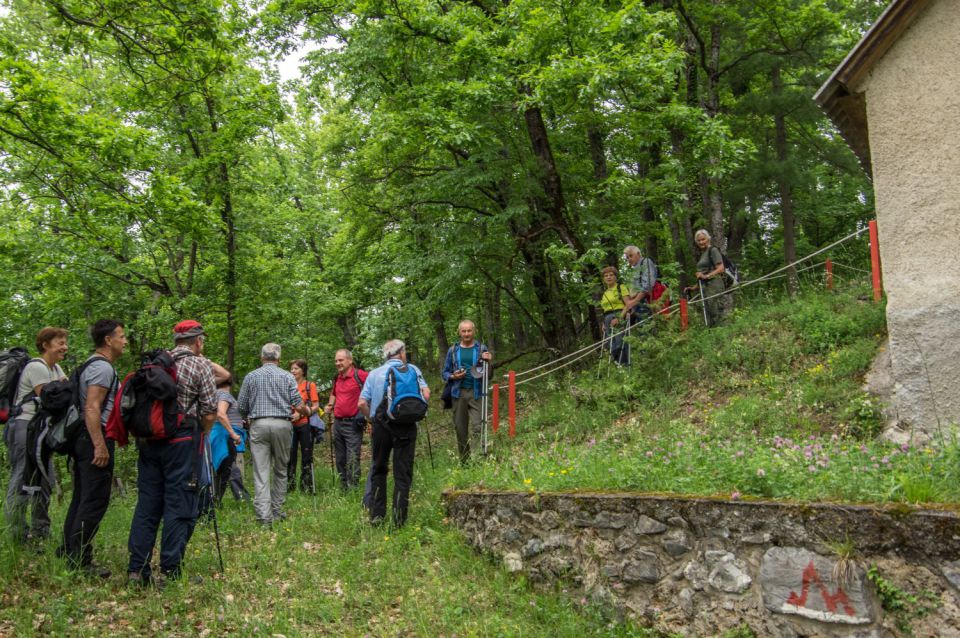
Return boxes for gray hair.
[335,348,353,361]
[694,229,711,241]
[382,339,405,360]
[623,245,641,257]
[261,343,281,362]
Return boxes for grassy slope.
[2,282,956,637]
[452,284,960,505]
[0,427,654,637]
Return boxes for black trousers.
[62,432,115,567]
[333,416,365,489]
[287,425,314,493]
[369,419,417,528]
[127,435,200,580]
[213,438,237,506]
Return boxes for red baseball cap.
[173,320,206,340]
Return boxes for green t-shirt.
[698,246,723,277]
[457,344,479,391]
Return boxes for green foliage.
[867,566,940,635]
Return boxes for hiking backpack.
[639,258,668,303]
[40,356,113,455]
[709,247,740,287]
[0,347,32,424]
[376,364,428,425]
[106,349,192,444]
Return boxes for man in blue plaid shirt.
[238,343,309,527]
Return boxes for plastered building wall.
[856,0,960,435]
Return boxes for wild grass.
[451,283,960,506]
[0,423,659,637]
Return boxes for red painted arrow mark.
[786,561,856,616]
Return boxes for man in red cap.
[127,319,225,587]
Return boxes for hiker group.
[0,238,726,584]
[0,318,459,585]
[599,235,737,363]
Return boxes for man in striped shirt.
[238,343,308,527]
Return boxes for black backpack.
[0,347,32,423]
[711,247,740,287]
[41,356,114,455]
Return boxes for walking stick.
[202,438,225,573]
[423,418,435,470]
[698,279,710,327]
[327,412,336,488]
[478,360,487,456]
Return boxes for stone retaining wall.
[443,490,960,637]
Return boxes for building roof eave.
[814,0,933,176]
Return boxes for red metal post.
[825,259,833,290]
[491,383,499,433]
[508,371,516,438]
[869,219,882,303]
[680,298,689,331]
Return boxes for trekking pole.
[327,412,336,488]
[202,438,225,574]
[697,279,709,326]
[423,418,435,470]
[480,360,489,456]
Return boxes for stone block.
[943,559,960,590]
[760,547,873,625]
[595,511,634,529]
[501,528,520,543]
[601,562,621,578]
[679,587,695,617]
[523,538,544,558]
[504,552,523,573]
[636,515,668,535]
[683,560,709,591]
[623,552,659,584]
[709,560,752,594]
[541,510,562,529]
[743,532,772,545]
[662,530,692,557]
[542,533,574,551]
[615,532,638,552]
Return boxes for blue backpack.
[376,364,428,425]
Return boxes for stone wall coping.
[443,488,960,560]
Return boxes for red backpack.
[106,350,193,446]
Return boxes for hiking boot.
[273,511,288,522]
[81,563,112,580]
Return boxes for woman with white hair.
[691,229,726,327]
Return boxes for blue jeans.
[127,435,201,580]
[603,312,628,364]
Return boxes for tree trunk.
[704,18,726,252]
[773,65,798,296]
[432,309,450,372]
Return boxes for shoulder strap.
[353,369,361,387]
